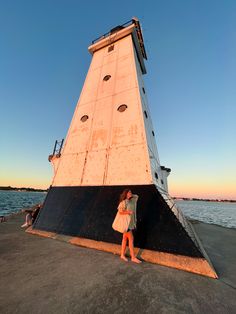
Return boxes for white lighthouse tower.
[49,18,168,189]
[32,18,217,278]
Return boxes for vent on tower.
[117,104,127,112]
[103,75,111,81]
[108,45,114,52]
[80,115,89,122]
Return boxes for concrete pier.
[0,213,236,313]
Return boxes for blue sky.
[0,0,235,199]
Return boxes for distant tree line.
[0,186,47,192]
[173,197,236,203]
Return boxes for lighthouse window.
[117,104,127,112]
[161,179,164,185]
[152,131,155,136]
[144,110,148,118]
[80,115,89,122]
[108,45,114,52]
[155,172,158,179]
[142,87,145,94]
[103,75,111,81]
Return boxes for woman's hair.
[119,189,131,203]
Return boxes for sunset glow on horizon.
[1,174,235,201]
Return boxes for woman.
[118,189,142,263]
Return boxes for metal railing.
[48,139,64,162]
[91,18,147,60]
[156,185,201,250]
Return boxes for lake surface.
[176,200,236,229]
[0,190,235,229]
[0,190,46,216]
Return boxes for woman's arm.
[118,200,132,215]
[119,210,133,215]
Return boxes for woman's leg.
[127,231,142,263]
[21,214,28,227]
[26,214,32,226]
[120,233,128,261]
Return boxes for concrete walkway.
[0,213,236,314]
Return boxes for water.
[176,200,236,229]
[0,190,46,216]
[0,190,235,229]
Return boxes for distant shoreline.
[173,197,236,203]
[0,186,235,203]
[0,186,47,193]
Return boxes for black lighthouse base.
[30,184,217,278]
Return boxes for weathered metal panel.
[88,98,113,151]
[63,102,93,154]
[89,47,104,71]
[78,66,101,105]
[111,89,146,146]
[97,62,116,100]
[52,152,86,186]
[81,150,107,185]
[106,144,151,185]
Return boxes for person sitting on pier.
[32,204,42,224]
[21,210,33,228]
[0,216,6,223]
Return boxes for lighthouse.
[32,18,217,278]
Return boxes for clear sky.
[0,0,235,199]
